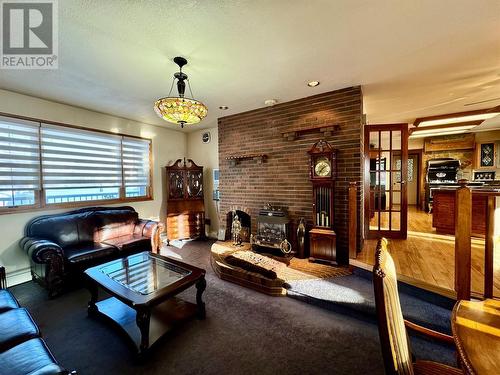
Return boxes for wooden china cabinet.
[165,158,205,245]
[307,140,337,264]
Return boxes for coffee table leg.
[136,307,151,353]
[87,281,98,317]
[196,276,206,319]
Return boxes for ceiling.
[1,0,499,132]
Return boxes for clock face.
[314,157,331,177]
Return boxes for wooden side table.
[452,298,500,374]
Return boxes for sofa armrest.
[0,265,6,289]
[134,220,165,253]
[19,237,65,298]
[20,237,64,264]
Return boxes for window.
[41,124,123,204]
[0,114,152,212]
[0,117,40,208]
[122,137,151,198]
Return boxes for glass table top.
[99,252,191,295]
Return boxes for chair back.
[373,238,414,375]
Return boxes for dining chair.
[373,238,463,375]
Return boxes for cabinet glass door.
[186,171,203,198]
[365,124,408,239]
[168,171,184,199]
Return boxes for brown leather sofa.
[0,288,74,374]
[20,206,163,297]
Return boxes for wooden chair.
[373,238,463,375]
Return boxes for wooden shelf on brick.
[226,154,267,167]
[282,124,340,141]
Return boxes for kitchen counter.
[432,187,491,236]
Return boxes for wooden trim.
[0,196,154,216]
[413,106,500,127]
[455,182,472,300]
[348,182,357,259]
[282,124,340,141]
[404,319,455,344]
[451,303,476,375]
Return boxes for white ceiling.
[1,0,499,132]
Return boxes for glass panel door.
[365,124,408,239]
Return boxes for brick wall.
[218,86,363,264]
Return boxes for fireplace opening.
[252,204,292,255]
[225,210,251,242]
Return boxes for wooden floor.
[355,206,500,298]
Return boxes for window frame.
[0,111,153,215]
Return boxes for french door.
[364,124,408,239]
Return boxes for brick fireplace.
[218,87,364,264]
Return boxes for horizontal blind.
[122,137,150,188]
[41,124,122,189]
[0,116,40,191]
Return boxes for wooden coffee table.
[84,251,206,355]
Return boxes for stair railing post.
[484,195,496,298]
[455,180,471,300]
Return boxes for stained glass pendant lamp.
[154,57,208,128]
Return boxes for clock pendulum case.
[307,140,337,265]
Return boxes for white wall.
[0,89,186,285]
[186,127,220,238]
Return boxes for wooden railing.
[348,182,358,259]
[455,180,499,300]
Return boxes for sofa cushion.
[0,308,40,352]
[94,210,139,242]
[0,289,19,313]
[102,235,151,253]
[0,338,65,375]
[26,213,80,248]
[64,242,118,264]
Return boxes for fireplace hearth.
[251,204,292,254]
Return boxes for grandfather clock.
[308,140,337,265]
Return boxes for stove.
[425,158,460,212]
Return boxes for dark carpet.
[286,268,454,335]
[9,240,456,375]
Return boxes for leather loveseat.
[0,288,74,374]
[20,206,163,297]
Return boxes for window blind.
[122,137,151,190]
[41,124,122,189]
[0,116,40,191]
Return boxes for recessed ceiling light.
[307,81,320,87]
[264,99,278,106]
[219,105,229,110]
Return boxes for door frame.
[364,123,408,239]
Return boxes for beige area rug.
[211,241,352,296]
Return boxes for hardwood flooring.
[356,205,500,298]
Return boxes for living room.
[1,1,500,374]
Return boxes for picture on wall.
[480,143,495,167]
